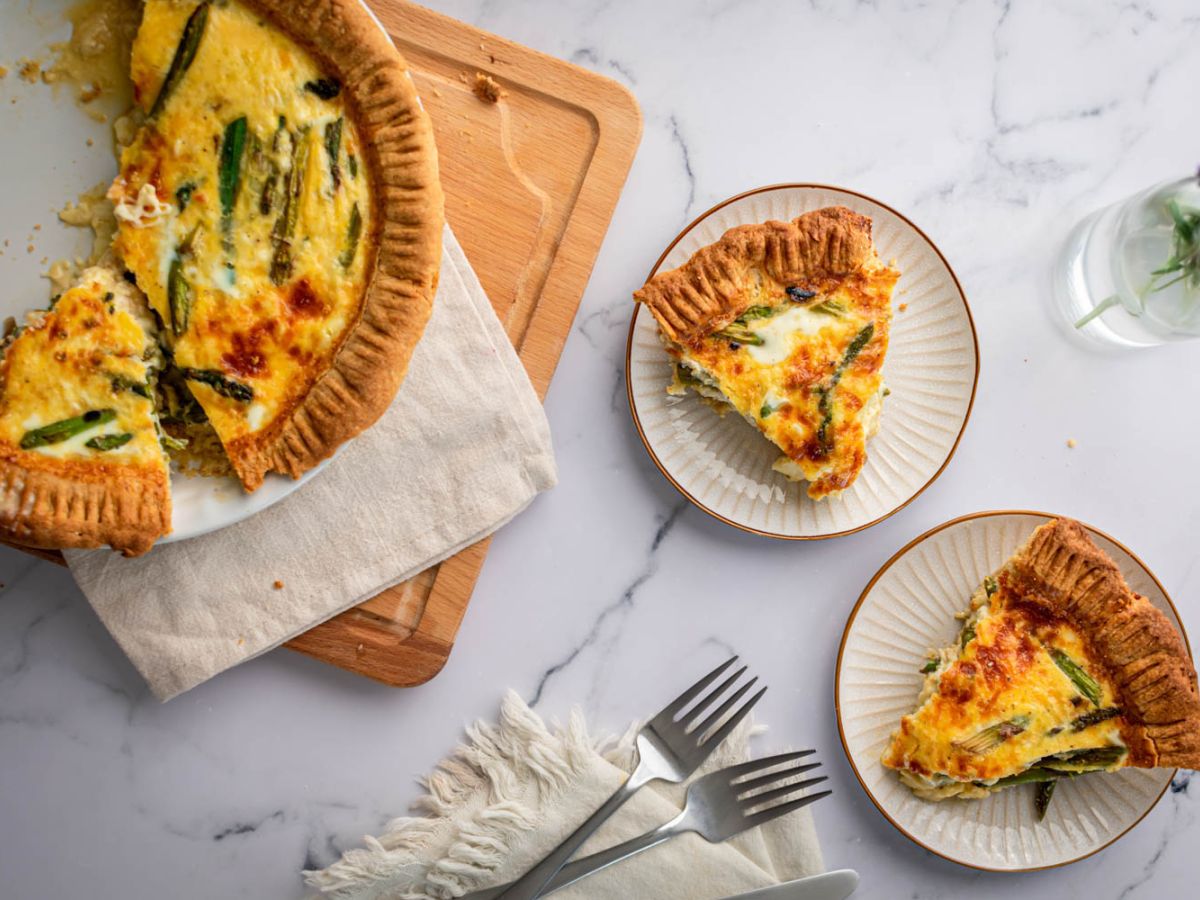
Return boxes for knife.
[723,869,859,900]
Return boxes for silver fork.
[468,751,830,899]
[495,656,764,900]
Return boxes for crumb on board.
[26,245,35,254]
[272,579,284,590]
[86,138,94,147]
[79,82,102,104]
[1066,438,1077,449]
[237,637,245,647]
[18,59,41,83]
[898,302,908,312]
[0,65,8,80]
[472,72,505,103]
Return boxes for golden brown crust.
[228,0,444,490]
[0,452,170,557]
[634,206,873,344]
[1011,518,1200,769]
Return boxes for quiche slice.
[110,0,443,491]
[0,267,169,556]
[882,518,1200,817]
[634,207,899,500]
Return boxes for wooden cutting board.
[284,2,640,684]
[2,0,641,688]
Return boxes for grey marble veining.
[3,1,1200,898]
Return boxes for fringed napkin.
[307,692,824,899]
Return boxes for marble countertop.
[3,1,1200,897]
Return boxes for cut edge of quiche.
[634,207,898,500]
[882,517,1200,812]
[0,267,170,557]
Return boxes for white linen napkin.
[306,692,825,900]
[65,228,557,700]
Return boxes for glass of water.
[1056,173,1200,348]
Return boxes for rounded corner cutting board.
[8,0,643,688]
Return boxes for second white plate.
[626,184,978,539]
[836,511,1182,871]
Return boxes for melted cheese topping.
[882,573,1126,790]
[669,262,898,499]
[0,268,162,466]
[112,0,372,455]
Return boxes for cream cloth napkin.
[306,692,825,900]
[65,228,557,700]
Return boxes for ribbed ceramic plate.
[836,511,1184,871]
[626,184,978,539]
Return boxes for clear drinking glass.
[1056,174,1200,348]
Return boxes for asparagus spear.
[809,299,846,316]
[1040,745,1126,771]
[179,368,253,403]
[148,1,211,119]
[920,656,940,674]
[86,433,134,451]
[953,715,1031,755]
[270,127,311,285]
[339,202,362,269]
[714,323,765,346]
[815,322,875,454]
[1034,780,1056,820]
[1069,707,1122,732]
[325,117,344,192]
[1049,648,1103,706]
[21,409,116,449]
[984,574,999,596]
[110,375,151,399]
[218,116,248,265]
[168,256,191,337]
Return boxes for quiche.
[634,207,899,500]
[110,0,443,490]
[0,268,170,556]
[0,0,442,556]
[882,518,1200,818]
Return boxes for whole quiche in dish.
[634,207,898,500]
[0,0,443,555]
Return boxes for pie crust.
[202,0,444,489]
[1011,518,1200,769]
[634,206,873,345]
[0,455,169,557]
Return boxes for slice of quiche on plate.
[634,206,899,500]
[111,0,443,491]
[882,517,1200,819]
[0,267,169,556]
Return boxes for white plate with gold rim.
[626,184,979,540]
[836,510,1184,871]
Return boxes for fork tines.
[655,656,768,751]
[729,751,830,826]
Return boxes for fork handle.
[465,816,683,900]
[495,771,649,900]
